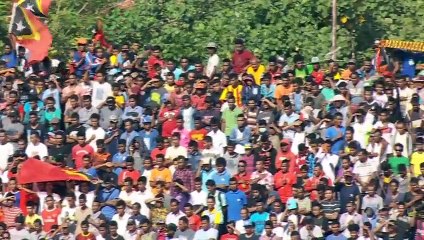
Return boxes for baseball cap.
[244,144,252,149]
[201,158,211,165]
[206,42,218,49]
[311,57,320,64]
[106,97,116,103]
[244,221,255,228]
[167,223,177,231]
[110,115,119,122]
[280,138,291,145]
[287,198,298,210]
[143,116,152,123]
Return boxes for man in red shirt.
[304,164,332,201]
[118,157,140,185]
[76,220,96,240]
[275,139,296,171]
[274,160,296,203]
[41,195,61,232]
[310,57,325,84]
[221,221,239,240]
[147,45,164,78]
[234,160,251,194]
[158,101,179,138]
[72,133,94,170]
[150,138,167,162]
[183,203,201,231]
[231,38,254,74]
[191,83,207,110]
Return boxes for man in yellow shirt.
[246,58,266,85]
[220,74,243,107]
[410,139,424,176]
[25,202,42,229]
[202,196,223,229]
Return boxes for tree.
[0,0,423,63]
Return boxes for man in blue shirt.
[98,176,120,220]
[249,200,270,235]
[326,221,347,240]
[1,44,17,68]
[210,158,231,190]
[225,177,247,221]
[325,113,346,154]
[138,116,158,154]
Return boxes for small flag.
[17,0,52,18]
[10,5,52,63]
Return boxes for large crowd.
[0,36,422,240]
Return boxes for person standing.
[205,42,220,79]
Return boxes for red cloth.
[232,50,254,74]
[20,190,39,215]
[188,214,201,231]
[93,29,110,48]
[12,6,52,63]
[17,158,90,184]
[147,55,164,78]
[311,70,325,84]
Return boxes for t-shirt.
[388,156,410,174]
[222,107,243,135]
[411,152,424,176]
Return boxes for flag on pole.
[10,4,52,63]
[17,0,52,18]
[92,19,111,48]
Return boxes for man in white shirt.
[85,113,106,151]
[299,217,323,240]
[205,42,220,78]
[166,199,186,225]
[353,149,378,191]
[91,72,112,109]
[194,216,219,240]
[0,129,14,172]
[111,200,131,236]
[207,118,227,156]
[25,131,48,160]
[189,177,208,208]
[165,133,187,161]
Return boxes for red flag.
[17,0,52,18]
[10,4,52,63]
[92,20,111,48]
[17,158,90,184]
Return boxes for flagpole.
[8,3,18,33]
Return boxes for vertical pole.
[9,3,17,33]
[331,0,337,60]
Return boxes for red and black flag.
[17,0,52,18]
[92,19,111,48]
[10,4,52,63]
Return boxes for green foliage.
[0,0,423,63]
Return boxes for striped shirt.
[321,200,340,214]
[3,206,22,228]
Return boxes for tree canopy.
[1,0,423,62]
